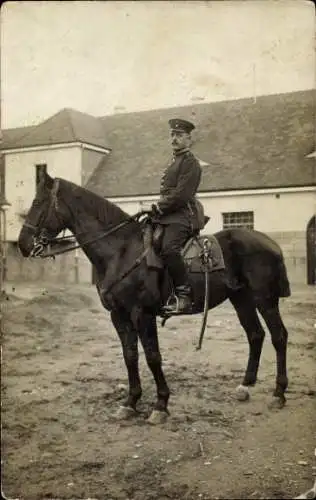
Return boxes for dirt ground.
[1,282,315,500]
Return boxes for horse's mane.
[59,178,130,225]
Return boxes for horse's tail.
[276,254,291,298]
[222,228,291,300]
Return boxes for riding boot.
[162,253,192,314]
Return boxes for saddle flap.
[143,223,226,273]
[181,235,226,273]
[143,223,164,269]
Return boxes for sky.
[1,0,315,129]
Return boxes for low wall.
[267,231,309,285]
[5,244,92,284]
[4,230,314,286]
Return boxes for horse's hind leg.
[137,314,170,425]
[257,299,288,408]
[111,309,142,418]
[230,289,266,402]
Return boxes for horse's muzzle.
[18,226,35,257]
[18,226,50,258]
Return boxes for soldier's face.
[170,130,192,151]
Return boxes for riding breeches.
[159,223,192,288]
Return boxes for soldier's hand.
[151,204,163,217]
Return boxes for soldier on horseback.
[150,118,205,315]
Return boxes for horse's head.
[18,172,67,257]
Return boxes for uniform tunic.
[157,148,204,232]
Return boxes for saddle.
[142,223,225,273]
[142,222,228,339]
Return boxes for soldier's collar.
[173,147,190,157]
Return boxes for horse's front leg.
[137,313,170,425]
[111,310,142,418]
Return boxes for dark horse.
[18,174,291,424]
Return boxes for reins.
[24,177,150,259]
[39,213,145,259]
[38,210,151,299]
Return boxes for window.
[222,211,254,230]
[35,164,47,186]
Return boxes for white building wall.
[109,188,316,234]
[109,188,316,285]
[200,190,316,234]
[5,145,82,241]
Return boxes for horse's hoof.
[113,405,137,420]
[147,409,168,425]
[236,384,250,402]
[268,396,286,410]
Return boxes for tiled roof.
[1,90,314,194]
[0,125,36,149]
[86,90,315,196]
[0,109,110,151]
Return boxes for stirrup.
[162,294,180,315]
[162,295,192,316]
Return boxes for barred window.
[222,211,254,230]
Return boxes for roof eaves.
[199,183,316,193]
[81,142,112,152]
[105,182,316,198]
[1,139,113,153]
[306,151,316,158]
[1,139,81,152]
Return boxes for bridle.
[22,178,155,300]
[23,179,66,257]
[23,178,148,259]
[23,178,61,235]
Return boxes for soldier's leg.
[160,224,192,314]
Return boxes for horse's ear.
[44,171,54,189]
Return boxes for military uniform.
[158,148,203,231]
[152,118,205,314]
